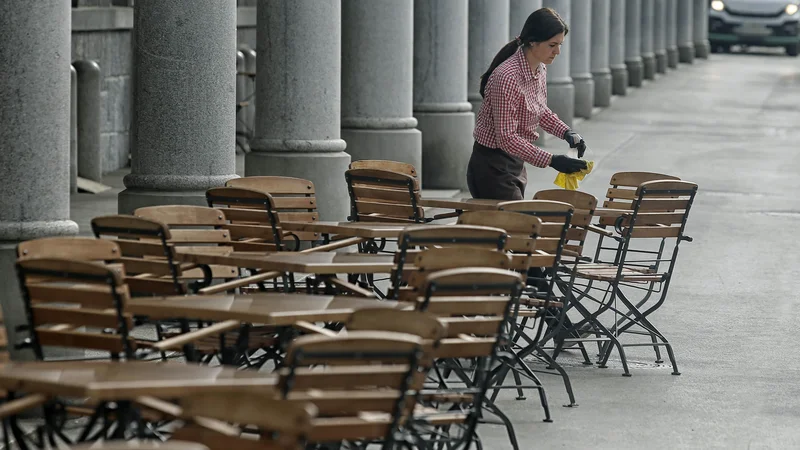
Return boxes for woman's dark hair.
[479,7,568,97]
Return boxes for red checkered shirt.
[473,46,570,168]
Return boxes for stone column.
[413,0,474,190]
[666,0,679,67]
[693,0,710,58]
[570,0,594,118]
[609,0,628,95]
[677,0,695,63]
[342,0,421,173]
[0,0,79,360]
[625,0,643,87]
[542,0,574,127]
[248,1,350,220]
[640,0,656,80]
[509,0,543,38]
[119,0,238,213]
[591,0,612,107]
[468,0,511,115]
[654,0,668,73]
[74,60,103,182]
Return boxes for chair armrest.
[587,224,614,237]
[198,270,282,295]
[150,320,241,352]
[0,394,47,419]
[134,396,182,419]
[301,237,364,253]
[294,321,339,337]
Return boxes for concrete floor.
[64,50,800,449]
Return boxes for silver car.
[708,0,800,56]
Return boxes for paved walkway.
[68,51,800,449]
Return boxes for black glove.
[550,154,588,174]
[563,129,587,158]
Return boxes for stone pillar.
[239,45,257,139]
[625,0,643,87]
[468,0,511,115]
[248,0,350,220]
[677,0,695,63]
[542,0,574,127]
[342,0,421,173]
[693,0,710,58]
[0,0,79,361]
[413,0,474,190]
[591,0,612,107]
[654,0,668,73]
[610,0,628,95]
[509,0,543,38]
[120,0,238,213]
[640,0,656,80]
[666,0,679,67]
[570,0,594,118]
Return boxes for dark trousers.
[466,141,527,200]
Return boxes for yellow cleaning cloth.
[554,160,594,190]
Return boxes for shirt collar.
[515,46,541,81]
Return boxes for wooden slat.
[172,425,286,450]
[274,212,319,222]
[626,226,682,238]
[32,305,132,329]
[528,253,556,268]
[603,199,691,211]
[135,205,227,226]
[350,160,418,177]
[605,187,638,200]
[181,265,239,279]
[119,257,175,276]
[36,329,134,353]
[216,207,273,223]
[309,418,391,443]
[609,172,680,187]
[439,318,502,337]
[276,366,409,391]
[271,196,317,209]
[230,241,280,252]
[27,284,124,308]
[436,338,496,359]
[352,186,416,204]
[227,175,316,195]
[424,298,509,316]
[113,239,171,258]
[355,200,421,218]
[223,224,278,241]
[356,214,417,224]
[125,277,185,296]
[16,237,120,261]
[168,230,231,244]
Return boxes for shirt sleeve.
[540,105,570,139]
[487,74,553,168]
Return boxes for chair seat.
[572,263,663,282]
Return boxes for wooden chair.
[277,332,428,449]
[568,179,699,376]
[225,176,321,248]
[415,268,528,449]
[349,159,418,178]
[345,168,426,223]
[172,395,316,450]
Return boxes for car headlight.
[711,0,725,12]
[786,3,799,15]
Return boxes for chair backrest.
[349,160,418,178]
[600,171,681,225]
[497,200,574,270]
[533,189,598,257]
[457,210,542,270]
[391,225,508,299]
[174,394,316,450]
[225,176,320,245]
[15,257,135,360]
[279,332,426,446]
[206,186,284,251]
[344,168,424,223]
[134,205,239,282]
[346,309,447,342]
[91,215,186,296]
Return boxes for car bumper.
[709,10,800,46]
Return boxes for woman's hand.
[550,154,588,174]
[563,129,587,158]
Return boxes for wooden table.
[418,197,506,212]
[127,293,411,325]
[280,221,410,240]
[175,249,395,275]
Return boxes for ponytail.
[478,8,569,98]
[479,40,520,98]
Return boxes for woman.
[468,8,588,200]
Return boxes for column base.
[667,46,679,68]
[573,75,595,119]
[611,65,629,96]
[546,81,575,129]
[593,71,613,107]
[642,53,656,80]
[626,59,644,87]
[679,43,695,63]
[245,151,351,221]
[415,111,475,190]
[340,128,422,180]
[655,51,668,73]
[694,40,710,59]
[119,189,215,214]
